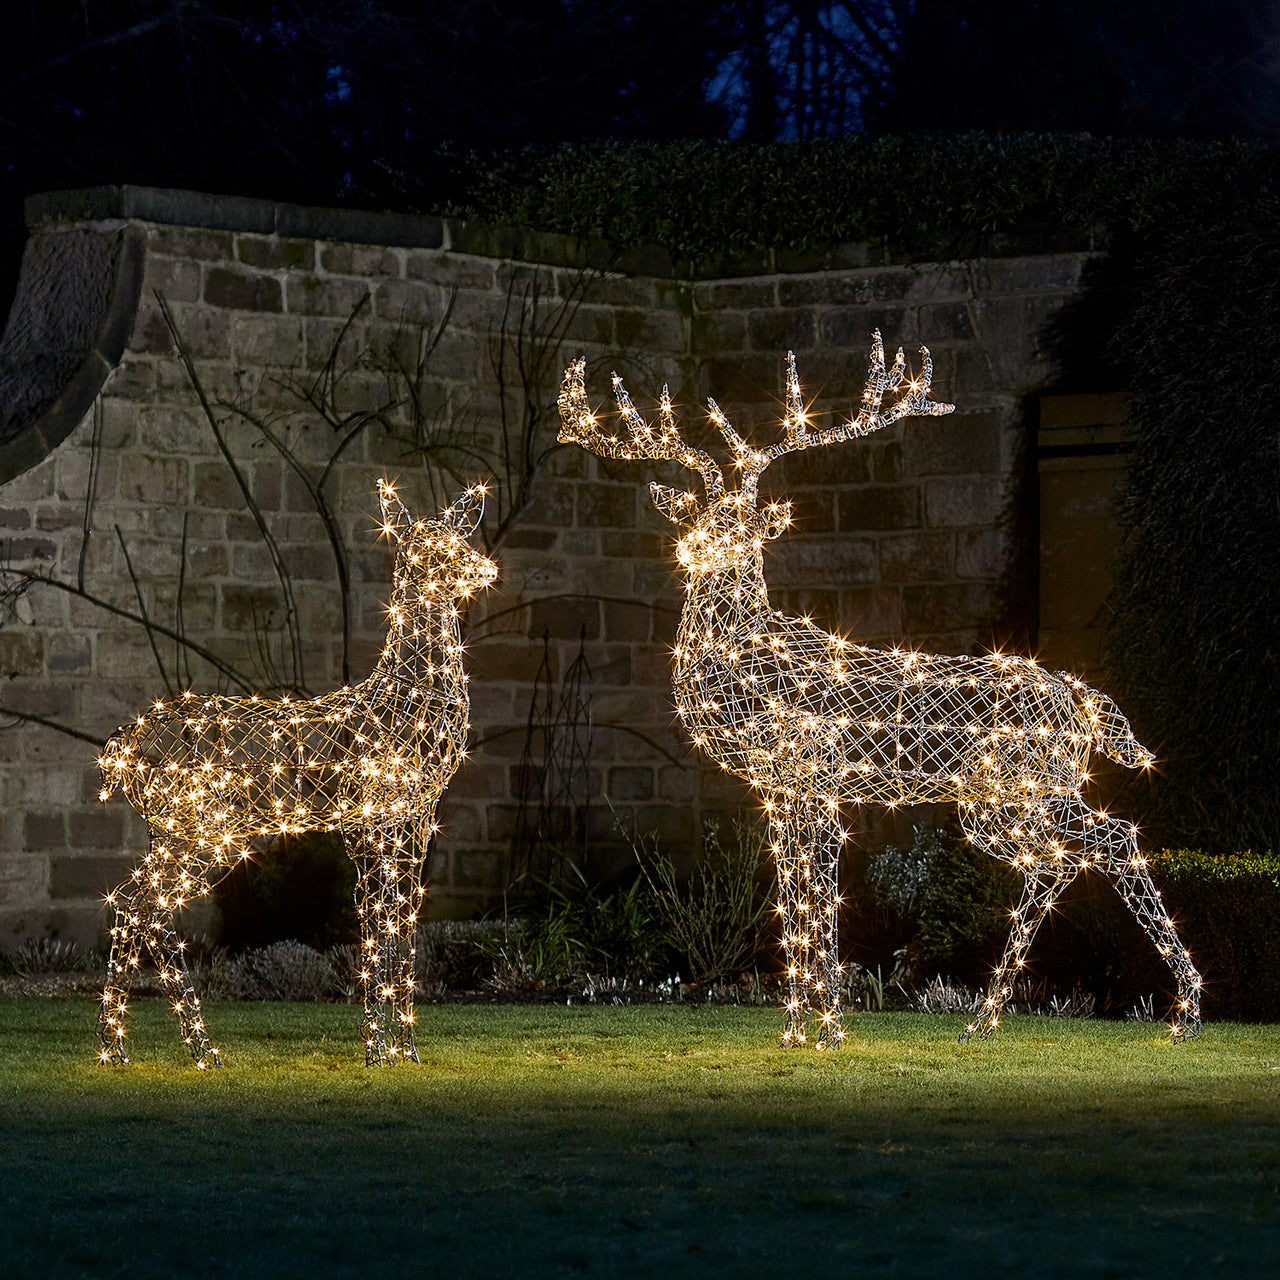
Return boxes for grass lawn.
[2,998,1278,1278]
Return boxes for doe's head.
[378,479,498,600]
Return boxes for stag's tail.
[1060,673,1154,770]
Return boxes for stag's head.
[378,480,498,601]
[558,332,954,578]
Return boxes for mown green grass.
[2,998,1278,1278]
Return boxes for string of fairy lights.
[559,332,1201,1047]
[96,481,496,1067]
[88,333,1202,1070]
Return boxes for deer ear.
[650,483,700,527]
[760,501,792,541]
[378,479,413,541]
[442,485,486,536]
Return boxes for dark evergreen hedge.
[432,134,1268,265]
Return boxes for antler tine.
[745,332,954,495]
[558,358,725,496]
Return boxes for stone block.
[692,311,747,354]
[925,477,1005,528]
[236,236,314,271]
[50,853,135,899]
[47,635,91,673]
[956,528,1010,580]
[903,409,1001,477]
[204,268,283,313]
[699,353,786,404]
[559,305,615,346]
[285,275,371,318]
[24,810,66,850]
[747,308,815,352]
[615,308,687,352]
[576,482,635,529]
[840,585,902,638]
[142,256,201,304]
[406,251,492,290]
[0,856,45,906]
[0,630,44,673]
[527,596,600,640]
[838,484,921,531]
[771,443,870,488]
[221,584,284,633]
[600,530,663,560]
[580,275,658,308]
[69,810,124,849]
[231,314,305,366]
[766,536,876,588]
[692,280,776,310]
[777,275,873,307]
[819,308,915,349]
[520,479,575,528]
[608,766,654,801]
[918,300,975,341]
[902,582,999,633]
[775,587,838,624]
[878,531,954,583]
[192,461,241,509]
[603,600,652,643]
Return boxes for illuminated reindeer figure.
[560,335,1201,1049]
[96,481,497,1068]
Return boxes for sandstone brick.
[956,528,1010,580]
[47,635,91,673]
[837,484,921,531]
[0,630,44,673]
[692,311,747,354]
[205,267,283,312]
[527,596,600,640]
[775,587,838,623]
[0,508,30,529]
[576,482,635,529]
[603,600,652,642]
[24,811,66,850]
[469,640,556,685]
[406,250,492,289]
[692,280,776,310]
[902,582,999,633]
[819,307,915,349]
[615,307,687,351]
[766,536,876,588]
[879,531,954,582]
[903,410,1001,477]
[143,256,201,304]
[170,308,232,360]
[232,314,305,366]
[748,308,815,352]
[236,236,314,271]
[285,274,371,318]
[455,848,501,888]
[49,853,135,899]
[0,856,45,906]
[608,766,654,801]
[69,811,124,850]
[777,275,873,307]
[148,226,233,261]
[221,584,284,632]
[925,477,1005,528]
[840,585,903,637]
[560,305,615,346]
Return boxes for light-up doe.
[559,334,1201,1049]
[96,481,497,1068]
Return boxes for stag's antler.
[740,330,954,500]
[558,358,726,498]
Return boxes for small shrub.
[202,940,337,1002]
[630,818,772,985]
[8,938,84,975]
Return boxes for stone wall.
[0,186,1094,946]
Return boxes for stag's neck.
[675,561,771,655]
[372,592,467,695]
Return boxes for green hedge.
[433,134,1268,265]
[1144,850,1280,1023]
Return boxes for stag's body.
[96,482,496,1067]
[561,337,1201,1048]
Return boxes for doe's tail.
[1059,673,1154,770]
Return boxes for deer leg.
[149,892,220,1069]
[97,880,147,1065]
[385,847,422,1065]
[808,812,845,1051]
[963,860,1076,1042]
[771,811,809,1048]
[1056,801,1203,1040]
[353,845,399,1067]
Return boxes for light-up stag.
[559,335,1201,1049]
[96,481,497,1068]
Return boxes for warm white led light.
[560,333,1201,1048]
[96,482,497,1068]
